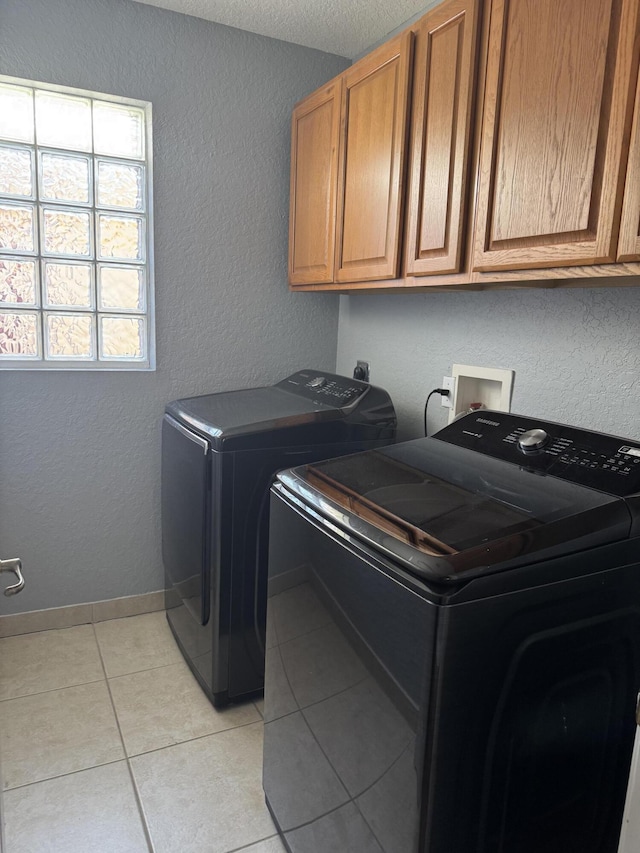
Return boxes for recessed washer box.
[450,364,515,423]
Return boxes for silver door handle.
[1,558,25,596]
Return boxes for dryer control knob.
[308,376,326,388]
[518,428,549,453]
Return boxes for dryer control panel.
[276,370,369,409]
[435,411,640,497]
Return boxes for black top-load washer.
[162,369,396,707]
[263,410,640,853]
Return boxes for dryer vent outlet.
[353,361,370,382]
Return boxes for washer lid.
[278,437,632,584]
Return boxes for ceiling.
[131,0,432,59]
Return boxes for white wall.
[337,286,640,440]
[0,0,347,614]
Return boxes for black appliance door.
[162,415,212,655]
[263,486,438,853]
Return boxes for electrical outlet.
[354,360,370,382]
[441,376,455,408]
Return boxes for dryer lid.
[168,386,336,440]
[165,370,379,448]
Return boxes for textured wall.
[337,286,640,441]
[0,0,347,614]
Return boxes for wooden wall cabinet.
[404,0,481,276]
[473,0,639,273]
[288,0,640,291]
[334,31,414,282]
[288,32,413,286]
[288,82,341,285]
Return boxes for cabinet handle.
[1,558,25,596]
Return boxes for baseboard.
[0,590,165,638]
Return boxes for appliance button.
[518,428,550,454]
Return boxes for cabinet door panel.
[618,63,640,261]
[335,31,413,282]
[473,0,638,272]
[405,0,480,276]
[289,83,340,285]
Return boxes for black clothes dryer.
[162,369,396,707]
[263,411,640,853]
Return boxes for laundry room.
[1,0,640,851]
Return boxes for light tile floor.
[0,611,286,853]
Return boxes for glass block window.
[0,77,154,369]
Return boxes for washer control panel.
[436,411,640,496]
[277,370,369,408]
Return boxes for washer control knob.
[518,428,549,453]
[308,376,326,388]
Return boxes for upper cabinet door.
[335,31,414,283]
[618,61,640,261]
[288,82,341,285]
[404,0,480,276]
[473,0,639,272]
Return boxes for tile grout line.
[3,756,125,794]
[0,675,107,704]
[123,716,265,761]
[105,658,189,685]
[225,832,283,853]
[96,658,187,679]
[91,622,156,853]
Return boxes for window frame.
[0,75,155,371]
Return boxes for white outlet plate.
[449,364,515,423]
[441,376,455,408]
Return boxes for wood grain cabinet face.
[618,63,640,261]
[404,0,480,276]
[288,83,341,285]
[335,31,414,283]
[473,0,639,272]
